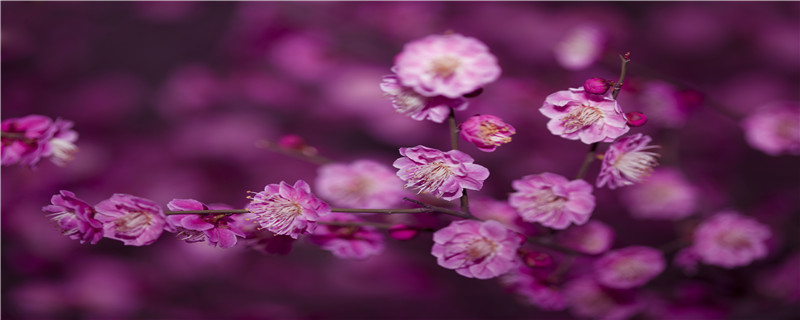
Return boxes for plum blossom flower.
[1,115,53,167]
[563,276,642,320]
[431,220,524,279]
[597,133,660,189]
[42,118,79,166]
[501,267,567,310]
[94,194,168,246]
[594,246,666,289]
[540,87,629,144]
[393,33,501,98]
[166,199,246,248]
[554,25,607,71]
[691,211,771,268]
[380,74,468,123]
[619,168,698,220]
[459,114,516,152]
[308,212,385,259]
[247,180,331,239]
[42,190,103,244]
[315,159,405,209]
[509,172,595,230]
[393,145,489,201]
[741,102,800,156]
[556,220,615,255]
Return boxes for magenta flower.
[501,267,567,311]
[554,24,607,71]
[459,114,516,152]
[431,220,524,279]
[594,246,666,289]
[393,33,501,98]
[691,211,771,268]
[619,168,698,220]
[166,199,246,248]
[315,159,405,209]
[94,194,168,246]
[41,118,79,166]
[247,180,331,239]
[308,212,385,259]
[1,114,53,167]
[584,77,611,95]
[380,74,468,123]
[393,145,489,201]
[509,172,595,230]
[556,220,615,255]
[42,190,103,244]
[540,87,630,144]
[596,133,660,189]
[741,102,800,156]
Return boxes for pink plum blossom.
[308,212,385,259]
[556,220,615,255]
[459,114,516,152]
[315,159,405,209]
[619,168,698,220]
[509,172,595,230]
[741,102,800,156]
[501,267,567,310]
[393,145,489,201]
[380,74,468,123]
[691,211,771,268]
[166,199,246,248]
[247,180,331,239]
[42,190,103,244]
[563,276,642,320]
[94,194,169,246]
[393,33,501,98]
[431,220,524,279]
[597,133,660,189]
[594,246,666,289]
[1,115,54,167]
[41,118,79,166]
[540,87,630,144]
[554,25,607,71]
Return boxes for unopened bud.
[389,224,418,240]
[623,51,631,61]
[522,251,553,268]
[625,111,648,127]
[583,78,610,95]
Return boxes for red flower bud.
[583,78,610,95]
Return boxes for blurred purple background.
[2,2,798,319]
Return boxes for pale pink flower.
[94,194,168,246]
[393,33,501,98]
[459,114,516,152]
[380,74,468,123]
[41,118,79,166]
[1,114,53,167]
[308,212,385,259]
[509,172,595,230]
[501,267,567,310]
[554,25,607,71]
[166,199,246,248]
[393,145,489,201]
[540,87,630,144]
[431,220,524,279]
[556,220,615,255]
[563,276,642,320]
[594,246,666,289]
[742,102,800,156]
[691,211,771,268]
[597,133,660,189]
[619,168,698,220]
[42,190,103,244]
[247,180,331,239]
[315,159,405,209]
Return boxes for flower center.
[430,56,461,78]
[525,188,567,213]
[613,258,648,281]
[256,197,303,234]
[48,138,78,166]
[465,238,496,261]
[114,211,152,234]
[409,162,453,194]
[562,105,603,134]
[615,150,659,182]
[716,230,751,250]
[478,121,513,145]
[393,89,427,114]
[176,228,206,242]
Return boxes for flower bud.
[625,111,648,127]
[583,78,610,95]
[522,251,553,268]
[389,224,418,240]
